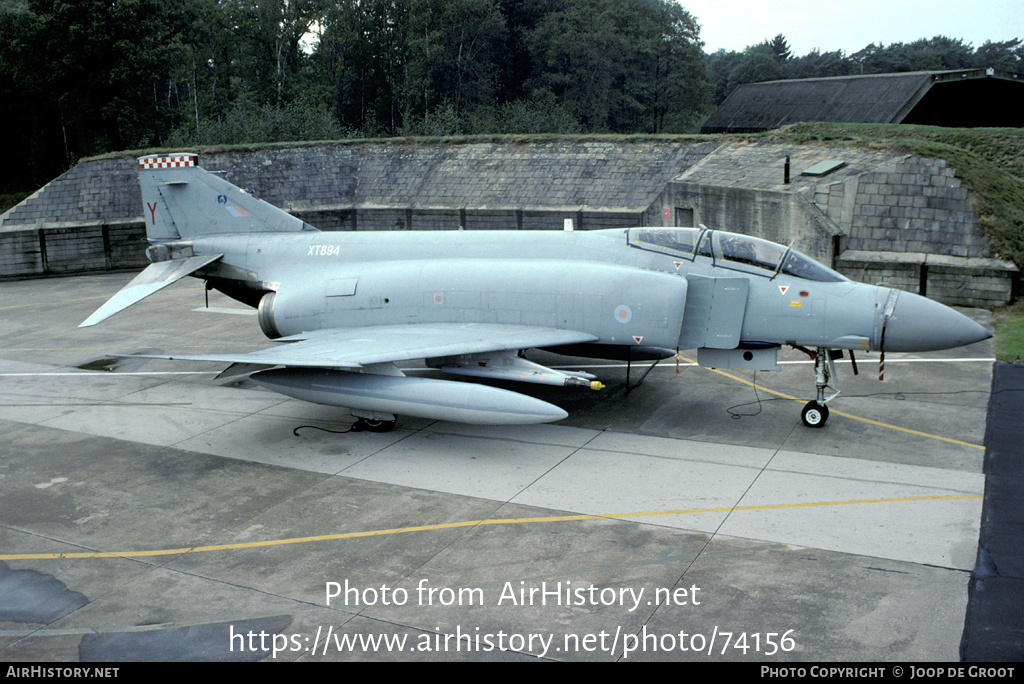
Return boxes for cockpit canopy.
[628,227,846,283]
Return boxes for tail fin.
[139,153,316,242]
[80,154,316,328]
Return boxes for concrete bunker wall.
[816,156,991,258]
[817,154,1017,306]
[0,140,717,278]
[0,139,1016,306]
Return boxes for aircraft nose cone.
[882,291,992,352]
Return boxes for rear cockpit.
[628,227,846,283]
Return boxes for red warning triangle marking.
[778,285,789,295]
[633,335,644,344]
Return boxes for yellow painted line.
[0,495,981,561]
[679,356,984,450]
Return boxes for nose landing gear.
[801,400,829,428]
[799,346,842,428]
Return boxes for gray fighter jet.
[80,153,992,431]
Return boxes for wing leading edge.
[124,322,599,369]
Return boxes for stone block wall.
[1,159,141,227]
[837,251,1017,307]
[0,140,713,278]
[0,229,43,277]
[814,156,990,258]
[838,256,924,294]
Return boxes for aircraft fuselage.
[189,227,956,358]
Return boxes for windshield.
[629,227,846,283]
[777,248,847,282]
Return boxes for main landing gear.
[798,346,845,428]
[351,411,398,432]
[353,417,397,432]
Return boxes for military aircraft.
[80,153,991,431]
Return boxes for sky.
[681,0,1024,56]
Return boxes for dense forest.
[1,0,1021,199]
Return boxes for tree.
[231,0,330,107]
[29,0,193,154]
[706,48,744,104]
[182,0,242,125]
[788,49,856,80]
[634,0,712,132]
[315,0,410,135]
[0,0,52,190]
[973,39,1023,72]
[851,36,978,74]
[526,0,710,132]
[767,33,791,63]
[908,36,974,70]
[492,0,561,103]
[526,0,619,130]
[404,0,508,125]
[728,43,785,85]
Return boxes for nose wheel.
[801,401,829,428]
[798,346,840,428]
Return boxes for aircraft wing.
[125,323,599,370]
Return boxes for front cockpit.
[628,227,847,283]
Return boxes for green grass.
[93,131,718,162]
[993,300,1024,362]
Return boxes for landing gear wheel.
[353,417,398,433]
[801,401,829,428]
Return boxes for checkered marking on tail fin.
[138,154,198,170]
